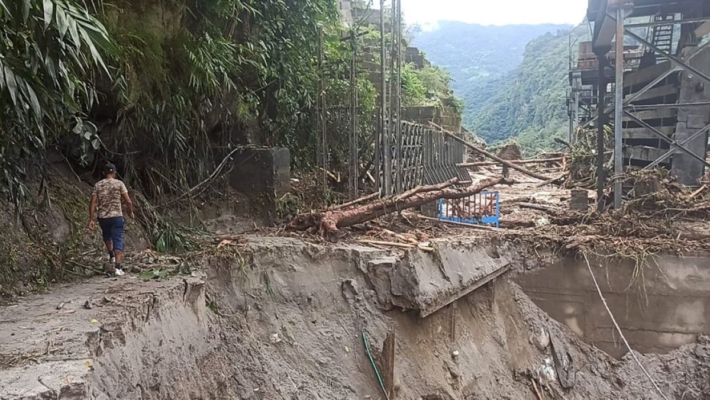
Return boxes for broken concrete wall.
[366,239,515,317]
[517,252,710,358]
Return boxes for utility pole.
[380,0,388,196]
[613,6,625,209]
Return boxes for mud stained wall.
[516,253,710,358]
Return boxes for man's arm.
[120,184,134,218]
[88,193,97,230]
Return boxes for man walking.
[88,163,134,276]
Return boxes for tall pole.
[381,0,391,196]
[596,51,608,212]
[573,88,580,144]
[350,31,359,199]
[395,0,403,193]
[613,6,625,209]
[318,27,327,192]
[387,0,399,193]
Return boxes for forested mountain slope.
[411,22,572,127]
[470,25,590,154]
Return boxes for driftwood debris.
[287,177,511,235]
[458,157,563,168]
[535,172,570,188]
[519,202,562,214]
[443,131,553,182]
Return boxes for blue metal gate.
[438,191,500,228]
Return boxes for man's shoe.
[115,268,125,277]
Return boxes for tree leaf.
[25,82,42,120]
[68,19,80,49]
[3,66,18,108]
[55,6,68,39]
[43,0,54,29]
[21,0,30,23]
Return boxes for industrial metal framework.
[571,0,710,210]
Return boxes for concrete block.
[229,147,290,203]
[569,189,589,211]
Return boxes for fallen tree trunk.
[442,131,553,181]
[287,177,510,235]
[330,191,381,211]
[458,157,563,168]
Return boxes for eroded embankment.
[2,237,710,400]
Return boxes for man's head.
[102,163,117,178]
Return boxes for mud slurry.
[1,236,710,399]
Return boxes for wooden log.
[535,172,570,188]
[394,178,458,201]
[519,202,563,214]
[383,332,396,400]
[443,132,553,181]
[287,177,511,235]
[330,192,381,210]
[458,157,563,168]
[689,185,708,200]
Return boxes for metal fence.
[380,121,469,194]
[438,191,500,228]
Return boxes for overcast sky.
[400,0,588,28]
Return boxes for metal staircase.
[651,14,675,56]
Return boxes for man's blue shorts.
[98,217,125,251]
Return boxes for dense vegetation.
[471,25,590,154]
[0,0,464,209]
[411,22,572,129]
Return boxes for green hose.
[362,332,390,400]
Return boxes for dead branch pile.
[287,177,512,236]
[565,125,613,189]
[620,169,710,218]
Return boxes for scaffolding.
[570,0,710,210]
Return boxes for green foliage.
[400,64,461,113]
[0,0,356,207]
[0,0,112,207]
[401,63,427,106]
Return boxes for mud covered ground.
[2,236,710,400]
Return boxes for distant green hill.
[470,25,590,154]
[411,22,573,129]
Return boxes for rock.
[534,328,550,350]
